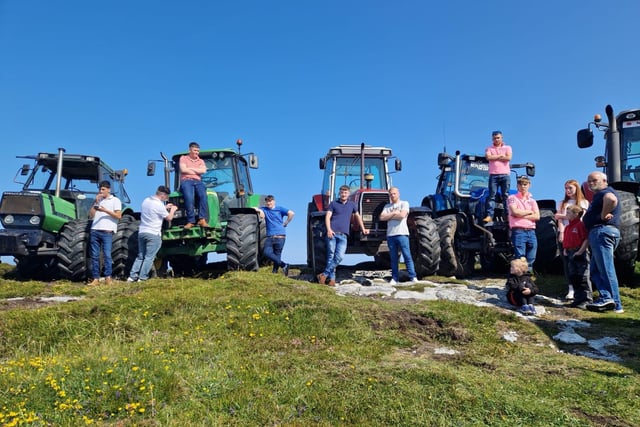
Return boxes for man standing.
[507,176,539,270]
[88,180,122,285]
[318,185,369,286]
[128,186,178,282]
[484,130,512,223]
[379,187,418,285]
[179,141,209,229]
[256,195,295,276]
[582,171,624,313]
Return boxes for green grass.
[0,263,639,426]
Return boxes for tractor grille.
[0,193,43,215]
[359,192,389,232]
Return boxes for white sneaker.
[410,277,419,282]
[388,279,397,285]
[126,277,137,282]
[614,308,625,314]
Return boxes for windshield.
[621,120,640,183]
[322,156,388,201]
[438,157,489,198]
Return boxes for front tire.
[408,212,440,277]
[227,213,261,271]
[435,214,475,278]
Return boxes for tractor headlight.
[4,215,14,225]
[29,216,41,225]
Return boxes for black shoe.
[586,299,615,312]
[282,264,290,277]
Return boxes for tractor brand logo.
[469,162,489,171]
[622,120,640,128]
[624,112,638,120]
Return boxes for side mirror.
[394,159,402,171]
[319,158,326,170]
[147,161,156,176]
[577,128,594,148]
[437,153,452,167]
[526,164,535,177]
[20,164,30,176]
[248,154,259,169]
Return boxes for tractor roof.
[325,145,393,157]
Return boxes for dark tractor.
[577,105,640,279]
[307,143,441,277]
[422,151,558,278]
[0,148,138,281]
[147,139,266,276]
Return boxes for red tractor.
[306,144,440,277]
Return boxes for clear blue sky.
[1,1,638,265]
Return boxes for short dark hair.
[265,194,274,201]
[492,130,502,136]
[99,180,111,189]
[189,141,200,149]
[157,185,171,195]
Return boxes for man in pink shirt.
[484,130,512,223]
[179,141,209,229]
[508,175,540,271]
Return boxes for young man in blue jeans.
[318,185,369,286]
[256,194,295,276]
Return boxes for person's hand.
[327,230,334,239]
[362,229,370,235]
[522,288,531,295]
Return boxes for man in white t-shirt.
[379,187,418,285]
[128,186,178,282]
[88,180,122,285]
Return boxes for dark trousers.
[565,249,592,303]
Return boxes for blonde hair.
[510,257,529,275]
[560,179,587,214]
[565,204,584,217]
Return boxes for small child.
[562,204,592,309]
[506,257,539,315]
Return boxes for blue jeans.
[487,174,510,218]
[129,232,163,281]
[324,232,347,280]
[387,234,417,281]
[90,230,113,278]
[264,236,286,272]
[589,225,622,310]
[180,179,208,224]
[511,228,537,269]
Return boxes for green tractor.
[307,144,441,277]
[147,139,266,276]
[577,105,640,279]
[0,148,139,281]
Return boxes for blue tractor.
[422,151,558,278]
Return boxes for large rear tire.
[57,219,92,282]
[615,190,640,279]
[227,213,261,271]
[112,215,140,280]
[534,208,561,274]
[308,215,327,275]
[408,212,440,277]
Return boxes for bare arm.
[285,210,295,226]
